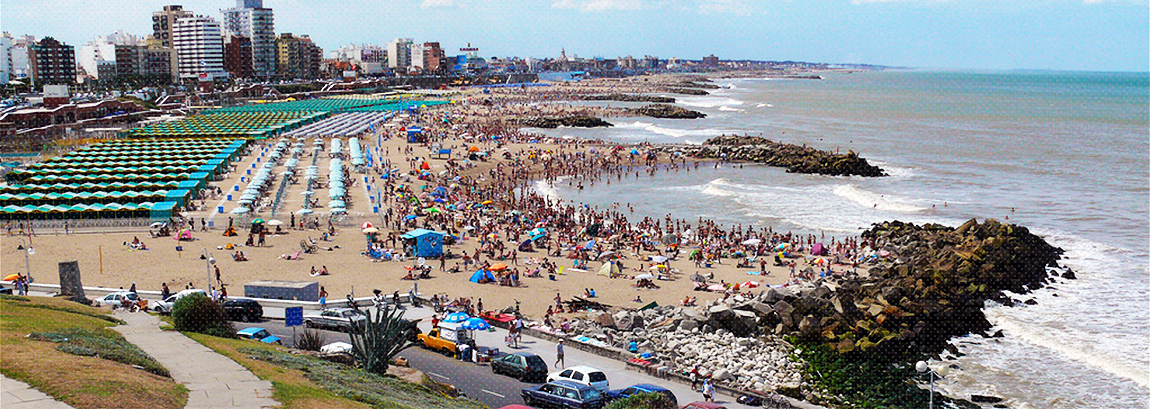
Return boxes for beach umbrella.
[649,265,666,270]
[481,200,494,205]
[252,218,265,224]
[362,222,374,229]
[3,274,21,281]
[489,263,508,272]
[404,214,417,220]
[596,250,615,260]
[266,220,283,226]
[296,209,314,215]
[331,208,347,214]
[635,273,655,280]
[362,227,380,234]
[150,221,166,228]
[231,207,251,214]
[649,255,668,263]
[443,312,470,323]
[689,273,707,282]
[461,317,491,331]
[742,238,762,245]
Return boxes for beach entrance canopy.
[400,228,445,258]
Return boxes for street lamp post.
[16,238,33,284]
[916,361,949,409]
[202,248,215,299]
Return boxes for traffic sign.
[285,306,303,327]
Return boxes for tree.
[345,295,417,375]
[604,392,677,409]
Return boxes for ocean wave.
[676,96,745,108]
[756,103,774,108]
[532,179,563,203]
[718,106,745,112]
[987,312,1149,389]
[832,185,929,213]
[614,121,730,138]
[866,160,913,178]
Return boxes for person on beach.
[702,379,715,402]
[319,287,328,310]
[161,282,170,300]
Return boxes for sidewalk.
[1,376,76,409]
[111,312,278,409]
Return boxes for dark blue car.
[521,379,606,409]
[604,383,677,406]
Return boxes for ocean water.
[528,71,1150,408]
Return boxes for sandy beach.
[3,77,860,322]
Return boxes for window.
[560,370,573,378]
[588,372,607,382]
[572,372,584,381]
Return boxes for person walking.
[554,339,565,368]
[319,286,328,310]
[702,379,714,402]
[690,365,701,391]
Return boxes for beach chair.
[300,240,318,254]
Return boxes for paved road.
[244,317,538,408]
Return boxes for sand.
[2,82,817,320]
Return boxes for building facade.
[29,37,76,84]
[221,0,275,79]
[275,33,322,80]
[422,42,447,73]
[78,31,143,81]
[1,35,10,85]
[387,38,412,70]
[173,15,227,80]
[114,45,172,84]
[332,43,384,74]
[223,35,253,79]
[152,5,191,81]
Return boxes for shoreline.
[0,71,1079,408]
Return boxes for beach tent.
[468,269,495,284]
[812,243,827,256]
[597,262,620,277]
[400,228,445,258]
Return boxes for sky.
[2,0,1147,72]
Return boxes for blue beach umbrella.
[443,312,470,323]
[461,317,491,331]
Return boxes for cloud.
[421,0,454,6]
[696,0,756,15]
[551,0,646,12]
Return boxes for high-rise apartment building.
[332,43,384,74]
[115,45,172,83]
[29,37,76,84]
[222,0,275,79]
[173,15,227,80]
[78,31,143,81]
[422,42,447,73]
[387,38,412,70]
[223,35,253,79]
[1,34,11,85]
[275,33,321,79]
[152,5,191,80]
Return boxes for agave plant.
[345,294,417,375]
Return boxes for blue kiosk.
[401,228,445,258]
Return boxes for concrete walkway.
[111,312,278,409]
[1,376,77,409]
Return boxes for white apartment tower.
[222,0,275,78]
[78,31,142,80]
[173,15,227,80]
[387,38,412,69]
[0,34,11,85]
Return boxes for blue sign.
[285,306,303,327]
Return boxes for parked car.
[521,379,606,409]
[302,308,366,332]
[547,365,610,392]
[604,383,677,406]
[95,291,139,309]
[0,284,12,295]
[492,352,549,382]
[681,402,727,409]
[151,289,207,314]
[223,298,264,322]
[236,327,281,344]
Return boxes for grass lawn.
[187,333,488,409]
[0,296,187,409]
[186,333,373,409]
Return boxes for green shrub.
[605,392,677,409]
[172,293,233,338]
[296,329,326,352]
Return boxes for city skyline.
[2,0,1148,72]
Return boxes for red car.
[681,402,727,409]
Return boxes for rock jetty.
[663,88,710,96]
[582,93,676,103]
[521,116,613,129]
[626,104,707,119]
[669,135,887,177]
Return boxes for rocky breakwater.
[626,104,707,119]
[672,135,887,177]
[521,115,613,129]
[582,93,676,103]
[769,219,1065,356]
